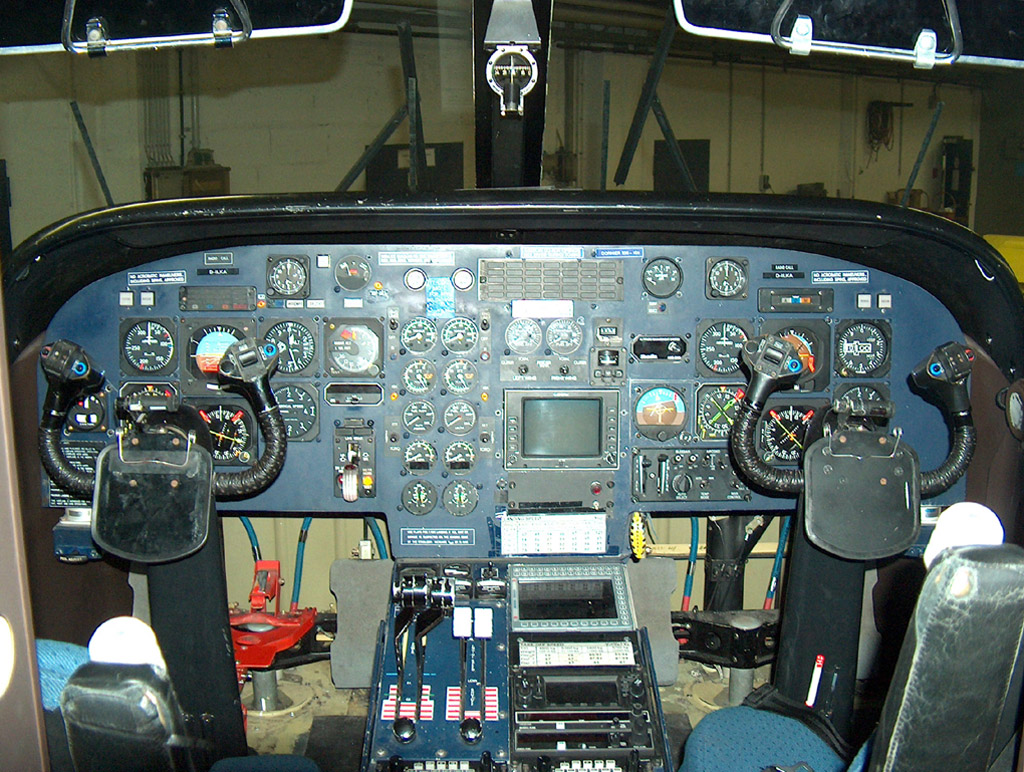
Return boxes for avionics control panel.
[42,242,964,557]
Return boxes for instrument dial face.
[401,317,438,353]
[267,257,308,296]
[443,480,479,516]
[335,255,371,291]
[642,257,682,298]
[123,320,176,373]
[442,400,477,436]
[443,441,477,474]
[505,318,542,355]
[274,384,318,440]
[441,317,479,353]
[708,258,747,298]
[325,323,380,375]
[403,440,437,475]
[67,394,106,433]
[442,359,478,395]
[402,359,437,395]
[189,324,241,379]
[698,321,749,375]
[836,322,889,376]
[634,386,687,441]
[402,400,436,434]
[778,327,819,378]
[119,382,178,401]
[696,385,745,440]
[546,318,583,355]
[199,405,255,464]
[835,384,885,404]
[759,405,816,465]
[402,480,438,516]
[265,321,316,374]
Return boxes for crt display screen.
[521,398,601,458]
[518,579,617,620]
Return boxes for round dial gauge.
[67,394,106,433]
[199,405,254,464]
[123,320,175,373]
[402,359,437,395]
[268,257,307,296]
[698,322,749,375]
[403,440,437,475]
[402,401,436,434]
[836,322,889,376]
[275,384,317,440]
[441,317,479,353]
[505,318,542,355]
[443,480,479,516]
[759,405,816,465]
[708,258,747,298]
[442,400,477,436]
[119,382,177,401]
[778,327,819,378]
[697,385,745,440]
[546,318,583,356]
[442,359,478,395]
[189,324,241,379]
[634,387,687,441]
[642,257,682,298]
[265,321,316,374]
[335,255,371,291]
[401,317,438,353]
[402,480,438,516]
[325,324,380,375]
[443,441,477,474]
[835,384,885,404]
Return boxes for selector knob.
[392,716,416,743]
[671,473,692,494]
[460,716,483,743]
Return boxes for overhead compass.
[485,45,539,116]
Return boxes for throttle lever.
[910,341,975,419]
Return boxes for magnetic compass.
[486,45,539,116]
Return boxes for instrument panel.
[41,242,965,557]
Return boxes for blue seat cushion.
[36,639,90,712]
[679,706,846,772]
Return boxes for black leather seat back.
[868,544,1024,772]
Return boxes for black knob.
[536,756,552,772]
[392,716,416,743]
[460,716,483,743]
[480,752,493,772]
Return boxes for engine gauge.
[442,400,477,436]
[546,318,583,355]
[264,320,316,374]
[707,257,748,299]
[335,255,371,291]
[442,359,478,395]
[698,321,749,375]
[443,480,479,516]
[118,382,178,401]
[198,405,255,465]
[836,321,890,377]
[67,394,106,433]
[402,480,438,516]
[642,257,682,298]
[505,318,542,355]
[758,404,817,465]
[634,386,687,441]
[403,440,437,475]
[834,384,888,404]
[274,384,318,440]
[324,321,381,376]
[402,359,437,395]
[401,317,438,353]
[267,256,309,297]
[402,400,436,433]
[188,323,242,381]
[441,317,479,353]
[122,320,176,374]
[696,385,745,441]
[443,441,477,474]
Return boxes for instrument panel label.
[595,247,644,258]
[520,246,585,260]
[378,250,455,266]
[811,269,869,284]
[400,528,476,546]
[128,270,186,286]
[425,277,456,317]
[501,513,606,555]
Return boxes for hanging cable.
[681,517,699,612]
[291,517,313,612]
[764,516,792,610]
[239,516,261,562]
[364,517,389,559]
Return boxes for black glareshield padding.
[38,339,106,496]
[729,335,806,494]
[212,338,287,500]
